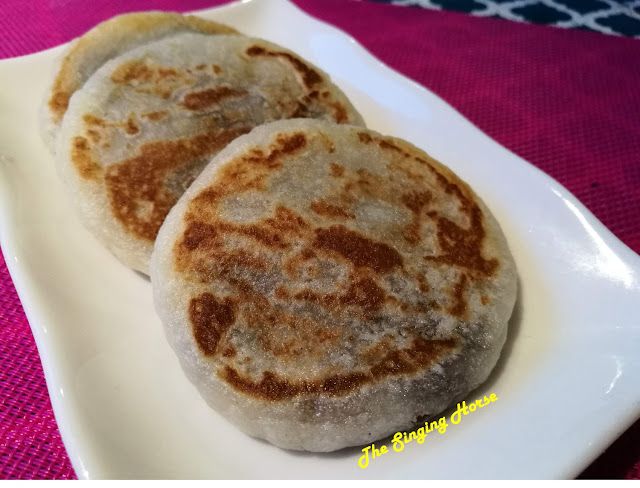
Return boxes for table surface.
[0,0,639,479]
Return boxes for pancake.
[41,11,239,152]
[150,119,517,452]
[56,33,364,273]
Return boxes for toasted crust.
[151,119,517,451]
[41,11,238,152]
[56,34,364,273]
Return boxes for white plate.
[1,0,639,479]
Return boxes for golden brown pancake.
[55,33,364,273]
[41,11,238,152]
[150,119,517,452]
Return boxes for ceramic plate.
[0,0,639,479]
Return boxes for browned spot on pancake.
[331,102,348,123]
[223,369,302,400]
[481,295,490,305]
[289,275,384,315]
[352,168,377,195]
[48,91,69,122]
[330,163,344,177]
[245,133,307,169]
[111,59,153,84]
[425,206,498,276]
[185,206,308,260]
[358,132,372,144]
[105,127,249,241]
[245,46,322,89]
[182,221,218,251]
[340,277,385,313]
[264,205,310,234]
[275,286,289,300]
[110,60,196,100]
[208,206,309,252]
[292,289,336,308]
[220,337,457,400]
[317,373,372,395]
[142,110,168,121]
[301,248,316,259]
[158,67,179,78]
[71,136,101,180]
[189,292,236,356]
[378,139,410,158]
[282,247,318,279]
[124,116,139,135]
[181,87,248,110]
[86,129,101,144]
[83,113,140,135]
[402,191,431,215]
[83,114,107,127]
[402,190,432,244]
[416,273,430,293]
[362,339,392,364]
[291,101,310,118]
[212,64,223,75]
[222,345,236,358]
[448,274,468,318]
[180,246,268,283]
[371,337,454,377]
[220,134,308,176]
[194,166,266,206]
[215,221,288,249]
[314,225,402,273]
[310,200,354,220]
[229,277,271,310]
[195,64,206,70]
[370,350,414,377]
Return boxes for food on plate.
[55,33,364,273]
[40,11,238,152]
[150,119,517,452]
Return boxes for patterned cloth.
[0,0,639,479]
[374,0,640,37]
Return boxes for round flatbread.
[56,33,364,273]
[41,11,239,152]
[150,119,517,452]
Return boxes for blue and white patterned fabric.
[371,0,640,38]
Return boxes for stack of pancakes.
[43,11,517,452]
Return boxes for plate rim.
[0,0,639,479]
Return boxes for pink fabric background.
[0,0,638,479]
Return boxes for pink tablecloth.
[0,0,639,479]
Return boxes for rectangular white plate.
[1,0,639,479]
